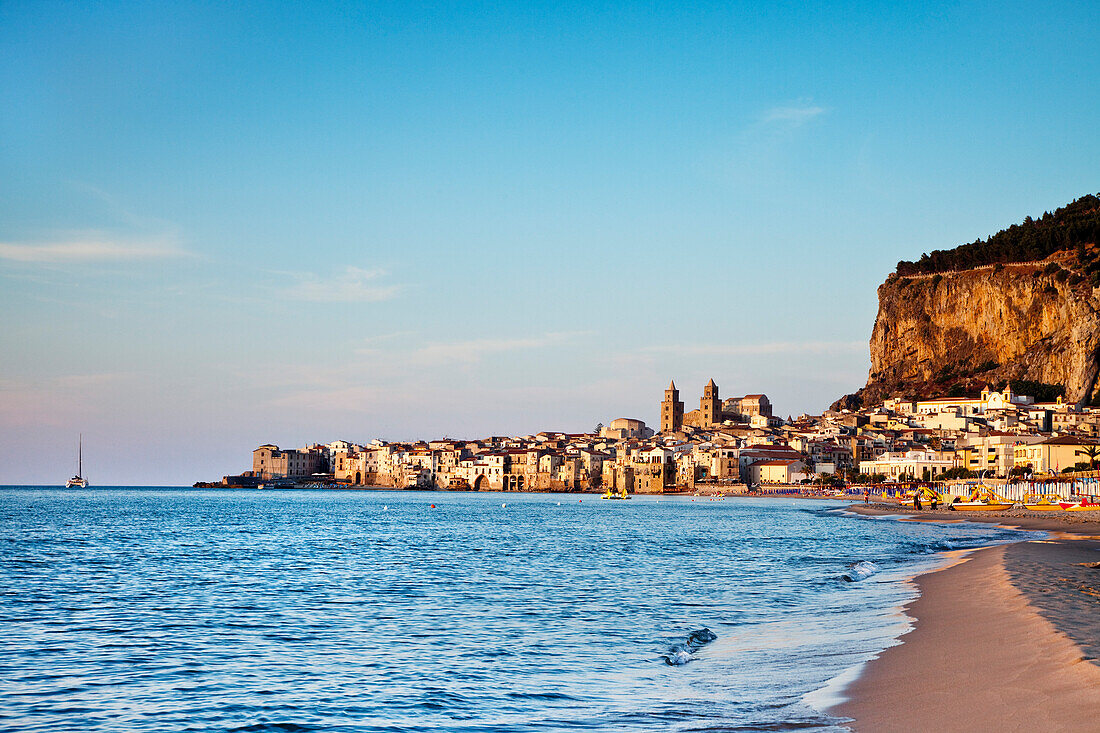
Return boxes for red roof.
[1041,436,1099,446]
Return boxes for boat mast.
[78,433,82,477]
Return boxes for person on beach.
[930,495,938,510]
[864,489,870,504]
[914,493,922,510]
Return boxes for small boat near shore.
[601,487,630,500]
[949,486,1012,511]
[950,500,1015,511]
[895,485,946,509]
[1059,497,1100,511]
[1022,493,1064,511]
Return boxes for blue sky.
[2,1,1098,483]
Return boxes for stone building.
[252,444,324,480]
[600,418,654,440]
[723,394,773,421]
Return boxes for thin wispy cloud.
[70,181,179,231]
[237,332,591,407]
[641,340,864,356]
[413,331,589,364]
[267,385,396,412]
[285,266,402,303]
[353,331,417,355]
[0,236,187,263]
[761,104,826,126]
[248,333,592,414]
[719,99,830,184]
[0,372,133,428]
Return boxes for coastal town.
[209,379,1100,493]
[11,3,1100,730]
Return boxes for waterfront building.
[252,444,325,480]
[858,450,957,481]
[745,459,808,485]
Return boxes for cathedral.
[659,379,772,432]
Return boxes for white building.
[913,386,1034,417]
[859,450,957,481]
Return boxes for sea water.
[0,488,1025,732]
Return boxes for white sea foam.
[842,560,880,582]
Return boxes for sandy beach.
[846,502,1100,535]
[836,505,1100,732]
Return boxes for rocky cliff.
[835,254,1100,409]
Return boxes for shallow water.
[0,488,1026,732]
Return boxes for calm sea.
[0,488,1025,732]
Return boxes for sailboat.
[66,434,89,488]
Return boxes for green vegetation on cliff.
[896,194,1100,276]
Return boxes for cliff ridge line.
[836,256,1100,409]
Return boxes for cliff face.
[838,258,1100,408]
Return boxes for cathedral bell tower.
[701,378,721,427]
[661,380,684,433]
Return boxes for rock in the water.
[687,628,718,646]
[663,628,718,666]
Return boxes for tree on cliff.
[896,194,1100,275]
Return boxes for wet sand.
[836,505,1100,731]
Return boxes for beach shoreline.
[833,504,1100,732]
